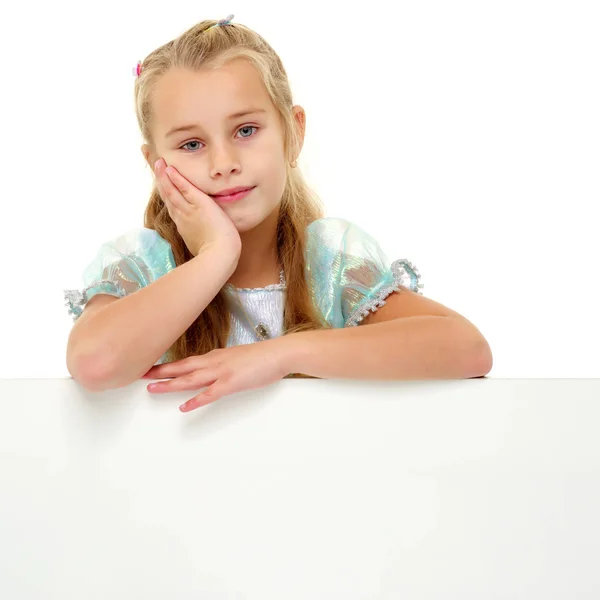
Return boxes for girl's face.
[143,58,304,233]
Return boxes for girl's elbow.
[467,339,493,378]
[66,349,115,392]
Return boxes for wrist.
[195,242,240,275]
[275,331,311,378]
[199,240,241,261]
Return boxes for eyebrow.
[165,109,268,138]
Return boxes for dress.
[64,217,423,364]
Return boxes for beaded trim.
[65,261,422,327]
[344,259,424,327]
[223,269,286,292]
[63,280,127,321]
[64,269,286,322]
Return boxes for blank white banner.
[1,378,599,599]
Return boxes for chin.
[226,212,264,233]
[223,198,281,233]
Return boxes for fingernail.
[154,159,162,172]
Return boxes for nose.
[209,143,241,178]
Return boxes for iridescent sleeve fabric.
[63,228,176,322]
[305,217,424,327]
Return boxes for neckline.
[223,269,286,292]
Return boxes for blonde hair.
[134,19,332,363]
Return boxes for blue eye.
[238,125,256,138]
[181,140,202,152]
[180,125,258,152]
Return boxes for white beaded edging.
[344,259,424,327]
[223,269,286,292]
[64,280,127,321]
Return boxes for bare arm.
[66,242,240,391]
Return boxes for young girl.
[64,15,493,412]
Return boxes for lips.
[211,186,256,203]
[212,186,254,197]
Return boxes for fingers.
[141,366,168,379]
[164,167,194,204]
[154,159,190,209]
[147,365,218,394]
[144,356,220,393]
[154,167,177,216]
[146,356,202,380]
[180,383,227,412]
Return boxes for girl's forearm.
[280,316,492,380]
[68,244,240,391]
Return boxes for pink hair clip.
[132,15,234,78]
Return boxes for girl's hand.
[153,158,242,257]
[142,338,293,412]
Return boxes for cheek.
[257,134,287,170]
[261,162,287,198]
[252,147,287,185]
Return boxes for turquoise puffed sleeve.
[64,227,176,322]
[305,217,424,328]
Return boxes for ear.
[291,105,306,155]
[141,144,159,172]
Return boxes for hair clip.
[133,15,234,78]
[208,14,234,29]
[132,60,143,78]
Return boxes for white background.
[0,0,598,378]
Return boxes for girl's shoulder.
[305,216,385,259]
[305,216,382,241]
[306,216,355,237]
[99,226,172,254]
[304,216,423,328]
[88,226,175,273]
[64,227,176,322]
